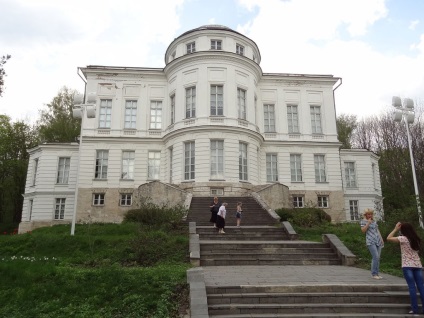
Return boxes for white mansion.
[19,25,382,233]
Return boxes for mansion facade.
[19,25,382,233]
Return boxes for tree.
[336,114,357,149]
[0,54,11,97]
[0,115,38,223]
[37,86,81,142]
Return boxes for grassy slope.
[0,223,190,318]
[0,220,414,317]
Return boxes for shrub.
[276,207,331,227]
[124,202,187,230]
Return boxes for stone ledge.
[187,268,209,317]
[322,233,356,266]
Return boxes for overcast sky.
[1,0,423,122]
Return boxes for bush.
[124,202,187,230]
[276,207,331,227]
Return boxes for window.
[184,141,195,180]
[186,42,196,54]
[210,140,224,179]
[287,105,299,133]
[211,40,222,50]
[169,147,173,183]
[318,196,329,208]
[239,142,248,181]
[293,196,304,208]
[290,154,302,182]
[349,200,359,220]
[54,198,66,220]
[121,151,135,179]
[99,99,112,128]
[266,153,278,182]
[210,85,223,116]
[57,157,70,184]
[124,100,137,129]
[372,163,377,189]
[345,162,356,187]
[170,94,175,125]
[95,150,108,179]
[314,155,326,182]
[93,194,105,206]
[237,88,246,120]
[185,87,196,118]
[148,151,161,180]
[150,101,162,129]
[32,158,38,186]
[264,104,275,132]
[310,106,322,133]
[236,44,244,55]
[120,194,132,206]
[28,199,33,221]
[211,188,224,196]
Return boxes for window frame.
[264,104,275,132]
[32,158,38,186]
[318,195,329,208]
[236,44,244,55]
[95,150,109,179]
[185,86,196,118]
[211,39,222,50]
[149,100,162,129]
[92,193,105,206]
[314,154,327,183]
[239,142,248,181]
[290,154,303,182]
[210,140,224,179]
[124,100,137,129]
[99,99,112,128]
[345,161,357,188]
[186,42,196,54]
[349,200,360,220]
[170,94,175,125]
[148,151,161,180]
[56,157,70,184]
[184,141,195,180]
[287,104,299,133]
[120,193,132,207]
[54,198,66,220]
[310,105,322,134]
[237,88,247,120]
[210,85,224,116]
[121,151,135,180]
[293,196,304,208]
[266,153,278,182]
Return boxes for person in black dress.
[209,197,220,228]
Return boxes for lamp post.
[71,92,96,235]
[392,96,423,229]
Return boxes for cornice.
[164,51,263,80]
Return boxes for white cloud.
[0,0,185,122]
[409,19,419,30]
[236,0,423,118]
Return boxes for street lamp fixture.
[71,92,96,235]
[392,96,423,228]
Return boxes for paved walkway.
[201,265,406,287]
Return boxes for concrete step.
[201,247,334,254]
[208,303,411,316]
[201,258,342,266]
[209,314,416,318]
[200,241,331,250]
[207,291,411,305]
[201,253,339,260]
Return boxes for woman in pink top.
[387,222,424,315]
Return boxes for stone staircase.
[186,196,277,226]
[206,285,411,317]
[186,196,412,317]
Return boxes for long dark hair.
[400,223,421,251]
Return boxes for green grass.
[0,219,415,317]
[0,222,190,318]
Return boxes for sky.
[1,0,423,123]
